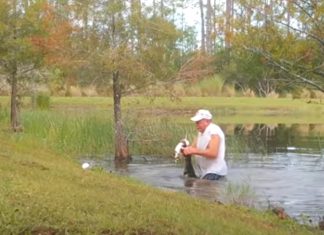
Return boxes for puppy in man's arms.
[174,139,196,178]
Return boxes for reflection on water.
[224,123,324,156]
[83,123,324,226]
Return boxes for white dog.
[174,138,190,161]
[174,138,196,178]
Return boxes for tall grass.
[36,93,51,110]
[122,109,196,156]
[22,111,114,155]
[0,105,9,123]
[221,181,259,208]
[20,110,196,157]
[195,75,225,96]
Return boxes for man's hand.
[182,146,196,156]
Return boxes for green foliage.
[194,75,225,96]
[36,93,50,110]
[0,1,46,71]
[48,68,65,95]
[227,0,324,94]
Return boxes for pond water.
[84,124,324,226]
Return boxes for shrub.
[242,89,255,97]
[266,91,279,98]
[198,75,225,96]
[185,85,202,97]
[36,93,50,110]
[222,84,236,97]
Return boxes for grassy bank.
[0,135,320,235]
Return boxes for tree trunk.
[112,71,130,162]
[153,0,156,17]
[130,0,142,52]
[199,0,206,52]
[286,0,291,35]
[160,0,164,18]
[10,0,22,132]
[206,0,213,54]
[10,68,22,132]
[225,0,233,49]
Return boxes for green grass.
[0,136,320,235]
[48,96,324,124]
[16,110,192,157]
[0,96,323,157]
[1,96,323,124]
[21,111,115,155]
[0,96,323,234]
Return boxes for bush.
[185,86,202,96]
[222,84,236,97]
[197,75,225,96]
[36,93,50,110]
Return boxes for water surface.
[84,123,324,225]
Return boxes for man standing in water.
[182,109,227,180]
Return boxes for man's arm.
[183,134,220,159]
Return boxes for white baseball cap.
[190,109,212,122]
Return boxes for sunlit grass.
[0,137,318,234]
[221,181,259,208]
[1,96,323,124]
[21,111,114,155]
[19,110,196,157]
[52,96,324,124]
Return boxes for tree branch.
[241,2,324,46]
[244,46,324,92]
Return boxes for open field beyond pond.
[1,96,324,124]
[49,96,324,123]
[0,96,323,234]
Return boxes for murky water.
[83,124,324,225]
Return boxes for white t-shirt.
[194,123,227,177]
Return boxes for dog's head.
[174,138,190,160]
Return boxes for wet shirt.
[194,123,227,177]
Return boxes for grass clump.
[221,181,259,208]
[21,111,114,155]
[36,93,51,110]
[196,75,225,96]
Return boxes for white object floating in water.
[287,146,297,151]
[82,162,90,169]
